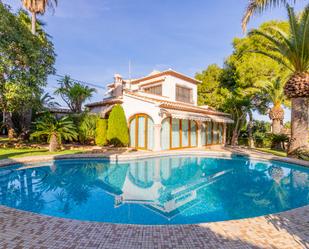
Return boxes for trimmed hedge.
[107,105,129,147]
[95,119,107,146]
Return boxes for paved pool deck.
[0,148,308,249]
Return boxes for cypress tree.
[107,105,129,146]
[95,119,107,146]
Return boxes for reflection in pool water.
[0,157,308,225]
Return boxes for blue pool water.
[0,156,308,225]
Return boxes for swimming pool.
[0,156,308,225]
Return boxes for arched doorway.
[129,114,154,150]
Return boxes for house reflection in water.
[113,157,230,219]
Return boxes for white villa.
[86,69,233,151]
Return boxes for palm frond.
[242,0,296,32]
[248,4,309,73]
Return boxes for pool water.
[0,156,308,225]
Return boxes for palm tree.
[242,0,298,32]
[249,5,309,156]
[22,0,57,34]
[55,75,97,113]
[264,77,287,134]
[17,9,50,41]
[31,114,77,152]
[39,92,60,109]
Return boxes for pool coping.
[0,148,308,248]
[0,148,309,168]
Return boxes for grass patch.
[0,148,85,160]
[255,148,287,157]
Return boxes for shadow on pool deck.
[0,203,308,248]
[0,205,265,249]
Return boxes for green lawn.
[0,148,85,160]
[255,148,287,157]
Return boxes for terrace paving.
[0,148,308,249]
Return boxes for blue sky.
[4,0,307,122]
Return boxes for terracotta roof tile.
[85,98,123,108]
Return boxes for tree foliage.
[55,75,96,113]
[248,4,309,155]
[31,114,78,151]
[107,105,129,147]
[0,3,55,135]
[77,113,98,144]
[196,64,225,109]
[242,0,298,32]
[196,20,290,145]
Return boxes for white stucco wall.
[166,75,198,105]
[135,75,198,105]
[122,95,162,124]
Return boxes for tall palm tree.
[22,0,57,34]
[242,0,298,32]
[249,5,309,156]
[264,77,287,134]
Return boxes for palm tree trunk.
[49,133,59,152]
[288,97,309,155]
[31,11,36,35]
[248,111,255,148]
[272,119,282,134]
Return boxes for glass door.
[137,116,146,149]
[182,120,189,147]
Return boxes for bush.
[254,132,272,148]
[107,105,129,147]
[95,119,107,146]
[78,114,98,144]
[295,147,309,161]
[69,113,98,144]
[270,134,289,151]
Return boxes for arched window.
[129,114,154,150]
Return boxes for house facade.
[86,69,233,151]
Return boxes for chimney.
[112,73,123,97]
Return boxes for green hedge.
[107,105,129,147]
[95,119,107,146]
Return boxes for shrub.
[254,132,272,148]
[78,114,98,144]
[69,112,98,144]
[95,119,107,146]
[295,147,309,161]
[270,134,289,151]
[107,105,129,147]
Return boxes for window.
[160,118,198,150]
[176,85,193,103]
[143,85,162,95]
[190,121,197,147]
[207,122,212,145]
[129,114,154,150]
